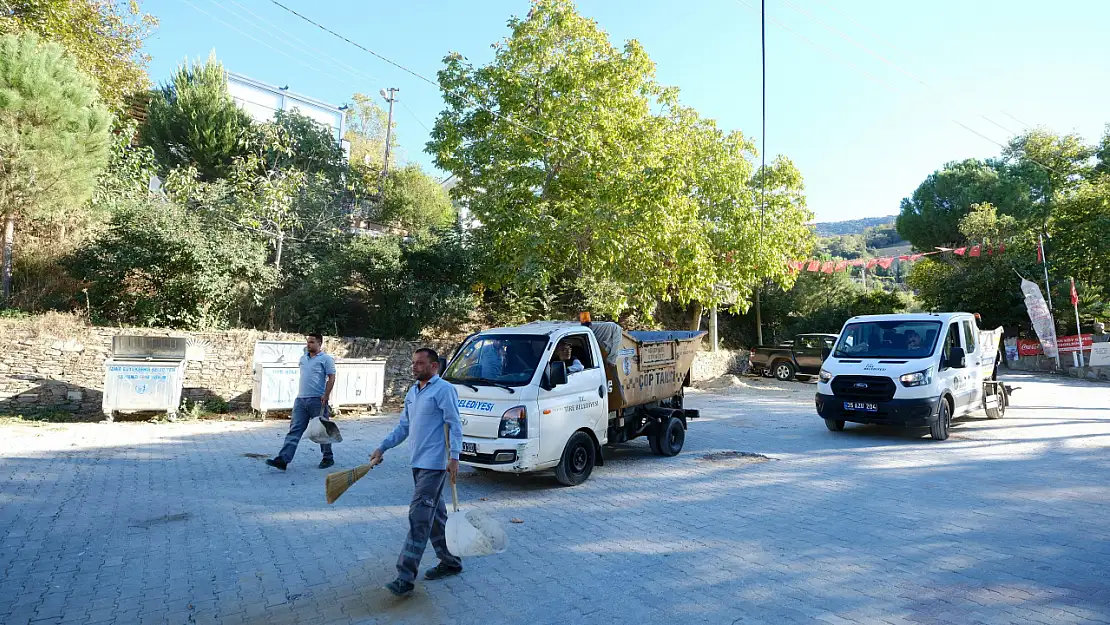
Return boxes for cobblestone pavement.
[2,371,1109,625]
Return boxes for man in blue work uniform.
[371,347,463,597]
[266,333,337,471]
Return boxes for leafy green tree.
[429,0,810,321]
[378,164,455,232]
[896,158,1027,251]
[344,92,395,169]
[140,53,253,181]
[1048,176,1110,326]
[65,197,275,328]
[906,203,1038,331]
[253,109,345,180]
[0,32,111,301]
[0,0,157,111]
[276,228,474,338]
[1000,129,1092,226]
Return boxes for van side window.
[961,320,978,354]
[942,323,960,365]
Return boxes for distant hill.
[814,215,896,237]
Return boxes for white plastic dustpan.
[443,425,508,557]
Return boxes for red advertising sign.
[1058,334,1093,353]
[1018,334,1093,356]
[1017,339,1042,356]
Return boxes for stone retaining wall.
[0,317,454,419]
[0,316,748,419]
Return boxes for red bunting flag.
[834,260,847,272]
[910,253,924,261]
[954,247,966,256]
[1071,278,1079,306]
[877,257,894,269]
[866,259,879,270]
[807,260,820,272]
[821,261,835,274]
[1037,240,1044,263]
[970,245,981,257]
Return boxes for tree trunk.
[274,231,284,272]
[2,214,14,303]
[686,302,703,331]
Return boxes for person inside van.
[905,330,923,352]
[551,340,585,374]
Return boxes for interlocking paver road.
[2,371,1109,625]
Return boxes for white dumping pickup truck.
[816,312,1007,440]
[441,319,706,485]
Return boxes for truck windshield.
[443,335,549,387]
[833,320,943,359]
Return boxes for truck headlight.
[899,368,933,387]
[498,405,527,438]
[819,368,833,384]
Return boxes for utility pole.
[755,0,766,347]
[379,87,398,175]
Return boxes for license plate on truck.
[844,401,878,412]
[462,442,477,455]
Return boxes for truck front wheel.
[824,418,845,432]
[555,432,596,486]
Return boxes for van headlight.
[498,406,527,438]
[899,368,933,387]
[819,368,833,384]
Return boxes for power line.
[398,99,432,135]
[181,0,346,84]
[223,0,382,86]
[264,0,592,157]
[779,0,1018,135]
[734,0,1067,179]
[808,0,1031,133]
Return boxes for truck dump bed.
[589,323,706,412]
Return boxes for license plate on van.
[844,402,878,413]
[462,442,477,455]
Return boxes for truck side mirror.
[821,347,831,361]
[947,347,966,369]
[547,361,568,387]
[438,357,448,373]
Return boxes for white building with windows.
[226,72,349,157]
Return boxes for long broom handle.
[445,422,459,513]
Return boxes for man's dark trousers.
[397,468,461,582]
[277,397,333,464]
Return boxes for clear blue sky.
[147,0,1110,222]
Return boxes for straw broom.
[325,457,382,504]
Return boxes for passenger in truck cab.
[551,340,585,374]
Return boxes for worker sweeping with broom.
[369,347,464,597]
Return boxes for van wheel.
[824,418,845,432]
[931,399,952,441]
[555,432,595,486]
[652,417,685,457]
[773,361,795,381]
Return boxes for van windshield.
[443,335,549,387]
[833,320,943,359]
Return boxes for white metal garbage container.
[332,358,386,410]
[102,336,188,421]
[251,341,304,413]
